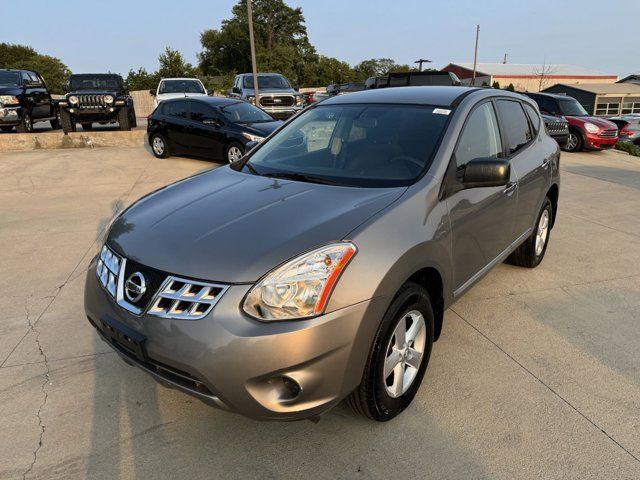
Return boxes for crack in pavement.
[449,307,640,466]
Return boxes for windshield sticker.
[433,108,451,115]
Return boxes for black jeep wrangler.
[59,74,136,132]
[0,69,60,133]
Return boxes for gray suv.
[229,73,302,119]
[85,87,560,422]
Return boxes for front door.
[186,101,226,159]
[445,100,519,294]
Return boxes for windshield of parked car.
[241,104,449,187]
[0,71,21,87]
[69,75,122,90]
[558,98,588,116]
[220,101,273,123]
[243,75,291,90]
[159,79,205,94]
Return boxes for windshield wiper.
[261,172,343,185]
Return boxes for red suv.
[524,92,618,152]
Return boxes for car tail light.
[620,126,633,137]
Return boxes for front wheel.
[60,111,75,133]
[347,282,434,421]
[507,198,553,268]
[225,142,244,163]
[16,110,33,133]
[118,108,131,131]
[564,131,583,152]
[0,126,14,133]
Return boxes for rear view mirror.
[463,158,510,188]
[232,87,241,94]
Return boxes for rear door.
[186,101,226,159]
[160,100,190,152]
[446,100,519,295]
[496,99,550,238]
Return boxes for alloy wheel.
[152,136,165,156]
[383,310,427,398]
[566,133,578,151]
[227,146,243,163]
[535,209,550,256]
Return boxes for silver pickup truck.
[229,72,302,119]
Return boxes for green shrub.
[615,141,640,157]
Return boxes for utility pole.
[414,58,432,72]
[503,53,508,64]
[472,24,480,86]
[247,0,259,103]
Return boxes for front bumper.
[260,107,301,120]
[84,257,387,421]
[62,106,123,123]
[584,133,618,150]
[0,106,21,126]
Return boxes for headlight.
[242,242,357,321]
[68,95,79,105]
[584,122,600,134]
[246,95,256,105]
[0,95,19,106]
[104,95,114,104]
[242,132,265,143]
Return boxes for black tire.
[60,111,75,133]
[507,197,553,268]
[564,129,583,152]
[16,110,33,133]
[81,123,93,131]
[347,282,434,421]
[225,142,244,163]
[0,126,14,133]
[130,108,137,128]
[118,108,131,131]
[150,134,170,158]
[50,111,61,130]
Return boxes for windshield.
[220,101,273,123]
[242,104,449,187]
[0,71,21,87]
[159,79,205,94]
[558,98,588,116]
[69,75,122,90]
[243,75,291,90]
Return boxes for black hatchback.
[147,97,283,163]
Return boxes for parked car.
[86,86,560,422]
[0,68,59,133]
[229,73,302,119]
[301,90,330,106]
[147,96,282,163]
[58,74,136,132]
[326,82,366,96]
[608,115,640,145]
[365,71,462,89]
[541,113,569,148]
[524,92,618,152]
[150,78,208,107]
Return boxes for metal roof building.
[543,83,640,117]
[442,62,618,92]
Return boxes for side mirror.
[232,86,241,94]
[245,140,259,152]
[462,158,510,188]
[149,89,156,96]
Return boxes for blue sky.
[3,0,637,77]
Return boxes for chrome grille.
[96,244,228,320]
[147,277,228,320]
[259,95,295,107]
[599,129,618,138]
[545,121,568,134]
[78,94,106,107]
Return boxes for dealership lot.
[1,146,639,479]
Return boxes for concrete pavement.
[0,146,639,479]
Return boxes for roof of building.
[544,83,640,95]
[618,74,640,83]
[445,62,617,78]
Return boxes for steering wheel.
[389,156,424,173]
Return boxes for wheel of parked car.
[81,123,93,131]
[130,108,137,128]
[564,130,582,152]
[150,134,170,159]
[507,197,553,268]
[50,111,61,130]
[118,108,131,131]
[60,111,76,133]
[225,142,244,163]
[348,282,434,421]
[1,126,14,133]
[16,110,33,133]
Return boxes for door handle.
[541,158,551,169]
[503,182,518,196]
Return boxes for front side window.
[497,100,532,155]
[159,80,205,94]
[557,98,588,116]
[454,102,503,169]
[243,104,449,187]
[220,102,273,123]
[190,102,216,122]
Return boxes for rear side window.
[161,101,187,118]
[497,100,532,155]
[524,103,540,135]
[455,102,503,169]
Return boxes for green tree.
[505,83,515,91]
[157,47,198,78]
[125,67,158,91]
[0,43,71,93]
[352,58,421,81]
[492,81,501,89]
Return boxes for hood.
[0,86,22,96]
[67,89,120,97]
[239,120,283,137]
[566,115,617,129]
[107,167,405,283]
[156,92,208,102]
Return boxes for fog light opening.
[269,376,302,401]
